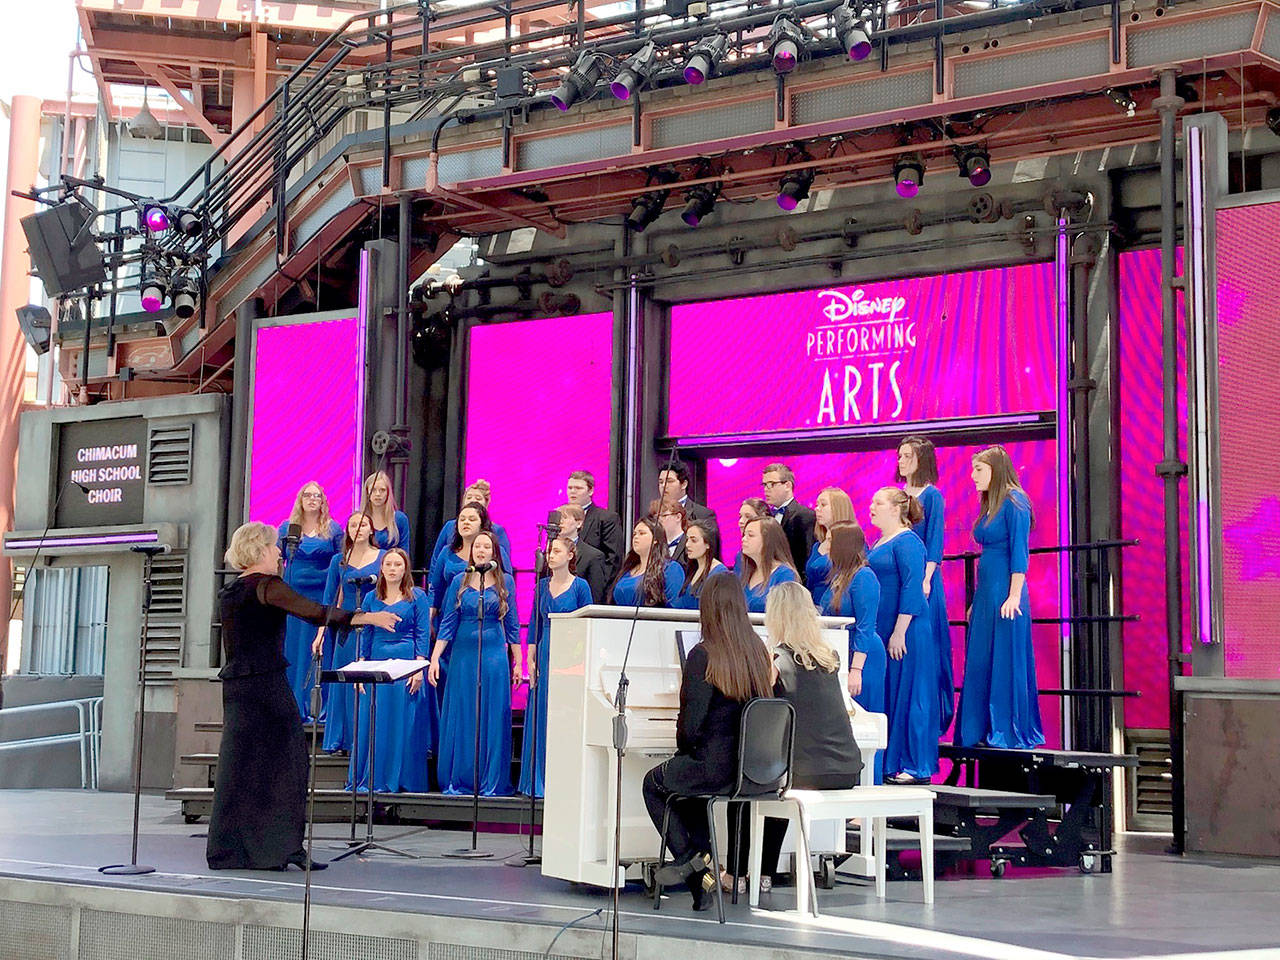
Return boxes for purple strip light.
[1056,215,1073,710]
[5,531,162,551]
[355,249,371,507]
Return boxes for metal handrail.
[0,696,104,789]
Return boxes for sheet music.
[327,658,427,681]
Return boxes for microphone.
[350,574,378,586]
[284,522,302,564]
[129,544,171,555]
[467,561,498,573]
[69,480,91,495]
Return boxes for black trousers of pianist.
[643,755,730,864]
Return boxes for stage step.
[193,720,325,735]
[927,785,1056,810]
[180,752,352,789]
[939,744,1139,770]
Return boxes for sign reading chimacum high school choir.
[666,262,1058,437]
[55,417,148,527]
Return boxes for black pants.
[726,773,857,879]
[643,757,729,863]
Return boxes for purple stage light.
[550,93,571,111]
[895,177,919,199]
[849,38,872,60]
[968,165,992,187]
[684,65,706,85]
[772,45,797,73]
[140,291,165,313]
[610,80,632,100]
[777,193,800,211]
[143,205,170,233]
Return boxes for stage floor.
[1,790,1278,960]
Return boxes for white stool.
[748,785,935,915]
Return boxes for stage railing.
[0,696,104,790]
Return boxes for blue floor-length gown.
[743,565,799,613]
[519,576,592,796]
[372,510,412,553]
[430,520,513,570]
[610,562,685,607]
[804,541,832,604]
[868,532,938,780]
[278,521,343,720]
[348,593,430,793]
[913,484,955,736]
[955,490,1045,750]
[411,585,440,759]
[670,561,727,610]
[821,566,887,782]
[436,573,520,796]
[319,550,384,752]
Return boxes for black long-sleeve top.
[675,643,745,786]
[218,572,356,680]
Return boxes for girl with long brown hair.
[738,516,799,613]
[732,497,771,575]
[671,519,726,609]
[955,445,1044,749]
[608,516,685,606]
[805,486,854,603]
[642,573,773,910]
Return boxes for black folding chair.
[652,697,796,923]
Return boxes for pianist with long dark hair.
[208,522,399,871]
[642,572,774,910]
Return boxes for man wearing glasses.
[761,462,816,573]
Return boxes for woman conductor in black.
[642,572,774,910]
[207,522,399,871]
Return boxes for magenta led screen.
[667,263,1058,437]
[248,316,365,527]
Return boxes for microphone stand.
[513,520,554,867]
[444,562,494,859]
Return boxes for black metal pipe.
[226,300,258,527]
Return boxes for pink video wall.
[462,312,615,648]
[1215,202,1280,678]
[668,263,1058,437]
[248,315,366,528]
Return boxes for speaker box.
[20,203,107,298]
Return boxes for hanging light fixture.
[128,83,164,140]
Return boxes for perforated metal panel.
[77,910,234,960]
[1258,16,1280,63]
[244,926,416,960]
[791,70,932,126]
[1126,11,1258,67]
[358,164,384,195]
[222,256,278,314]
[0,900,73,959]
[294,181,357,246]
[430,945,575,960]
[651,99,774,149]
[954,37,1111,99]
[516,122,631,171]
[436,147,504,184]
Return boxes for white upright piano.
[541,605,887,887]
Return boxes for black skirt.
[206,669,308,869]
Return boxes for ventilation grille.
[78,909,234,960]
[429,945,580,960]
[147,423,193,485]
[1259,15,1280,64]
[953,37,1110,99]
[430,146,504,184]
[1126,10,1258,68]
[0,900,72,959]
[244,926,416,960]
[293,179,356,247]
[651,98,774,149]
[791,69,932,126]
[1127,729,1173,824]
[143,554,187,678]
[516,122,631,171]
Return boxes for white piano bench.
[747,785,936,916]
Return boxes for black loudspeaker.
[15,305,52,355]
[20,203,107,298]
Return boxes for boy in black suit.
[556,504,608,603]
[566,469,625,583]
[761,462,816,573]
[658,460,719,545]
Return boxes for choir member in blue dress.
[898,435,955,736]
[427,502,491,634]
[867,487,938,783]
[429,531,520,796]
[738,516,800,613]
[519,538,593,797]
[805,487,854,603]
[348,549,431,793]
[277,482,344,721]
[820,521,887,782]
[361,471,411,553]
[731,498,771,576]
[608,517,685,607]
[955,446,1045,750]
[312,513,384,753]
[671,520,727,610]
[427,479,513,570]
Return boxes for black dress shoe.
[688,868,716,912]
[655,852,709,886]
[284,853,328,871]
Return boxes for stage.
[0,791,1277,960]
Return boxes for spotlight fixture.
[776,167,814,211]
[551,52,603,111]
[1105,87,1136,117]
[1268,107,1280,137]
[141,203,171,235]
[955,146,991,187]
[171,275,199,320]
[768,17,806,74]
[626,168,681,232]
[683,34,728,85]
[612,41,658,100]
[834,3,873,61]
[893,153,925,198]
[175,207,204,237]
[680,183,720,227]
[139,262,169,314]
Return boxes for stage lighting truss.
[139,260,170,313]
[955,145,992,187]
[683,34,728,86]
[834,2,874,61]
[893,153,925,198]
[551,52,604,111]
[768,17,807,74]
[612,41,658,101]
[776,165,815,211]
[681,182,721,227]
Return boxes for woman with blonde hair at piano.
[643,572,774,911]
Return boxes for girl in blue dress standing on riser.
[361,471,411,554]
[671,520,727,610]
[739,516,799,613]
[804,487,853,604]
[731,499,771,576]
[867,487,938,783]
[430,531,520,796]
[349,548,430,793]
[608,517,685,607]
[519,538,592,797]
[428,480,513,571]
[277,482,344,721]
[955,445,1045,750]
[820,521,888,782]
[898,436,956,736]
[313,512,384,753]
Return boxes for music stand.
[323,658,429,860]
